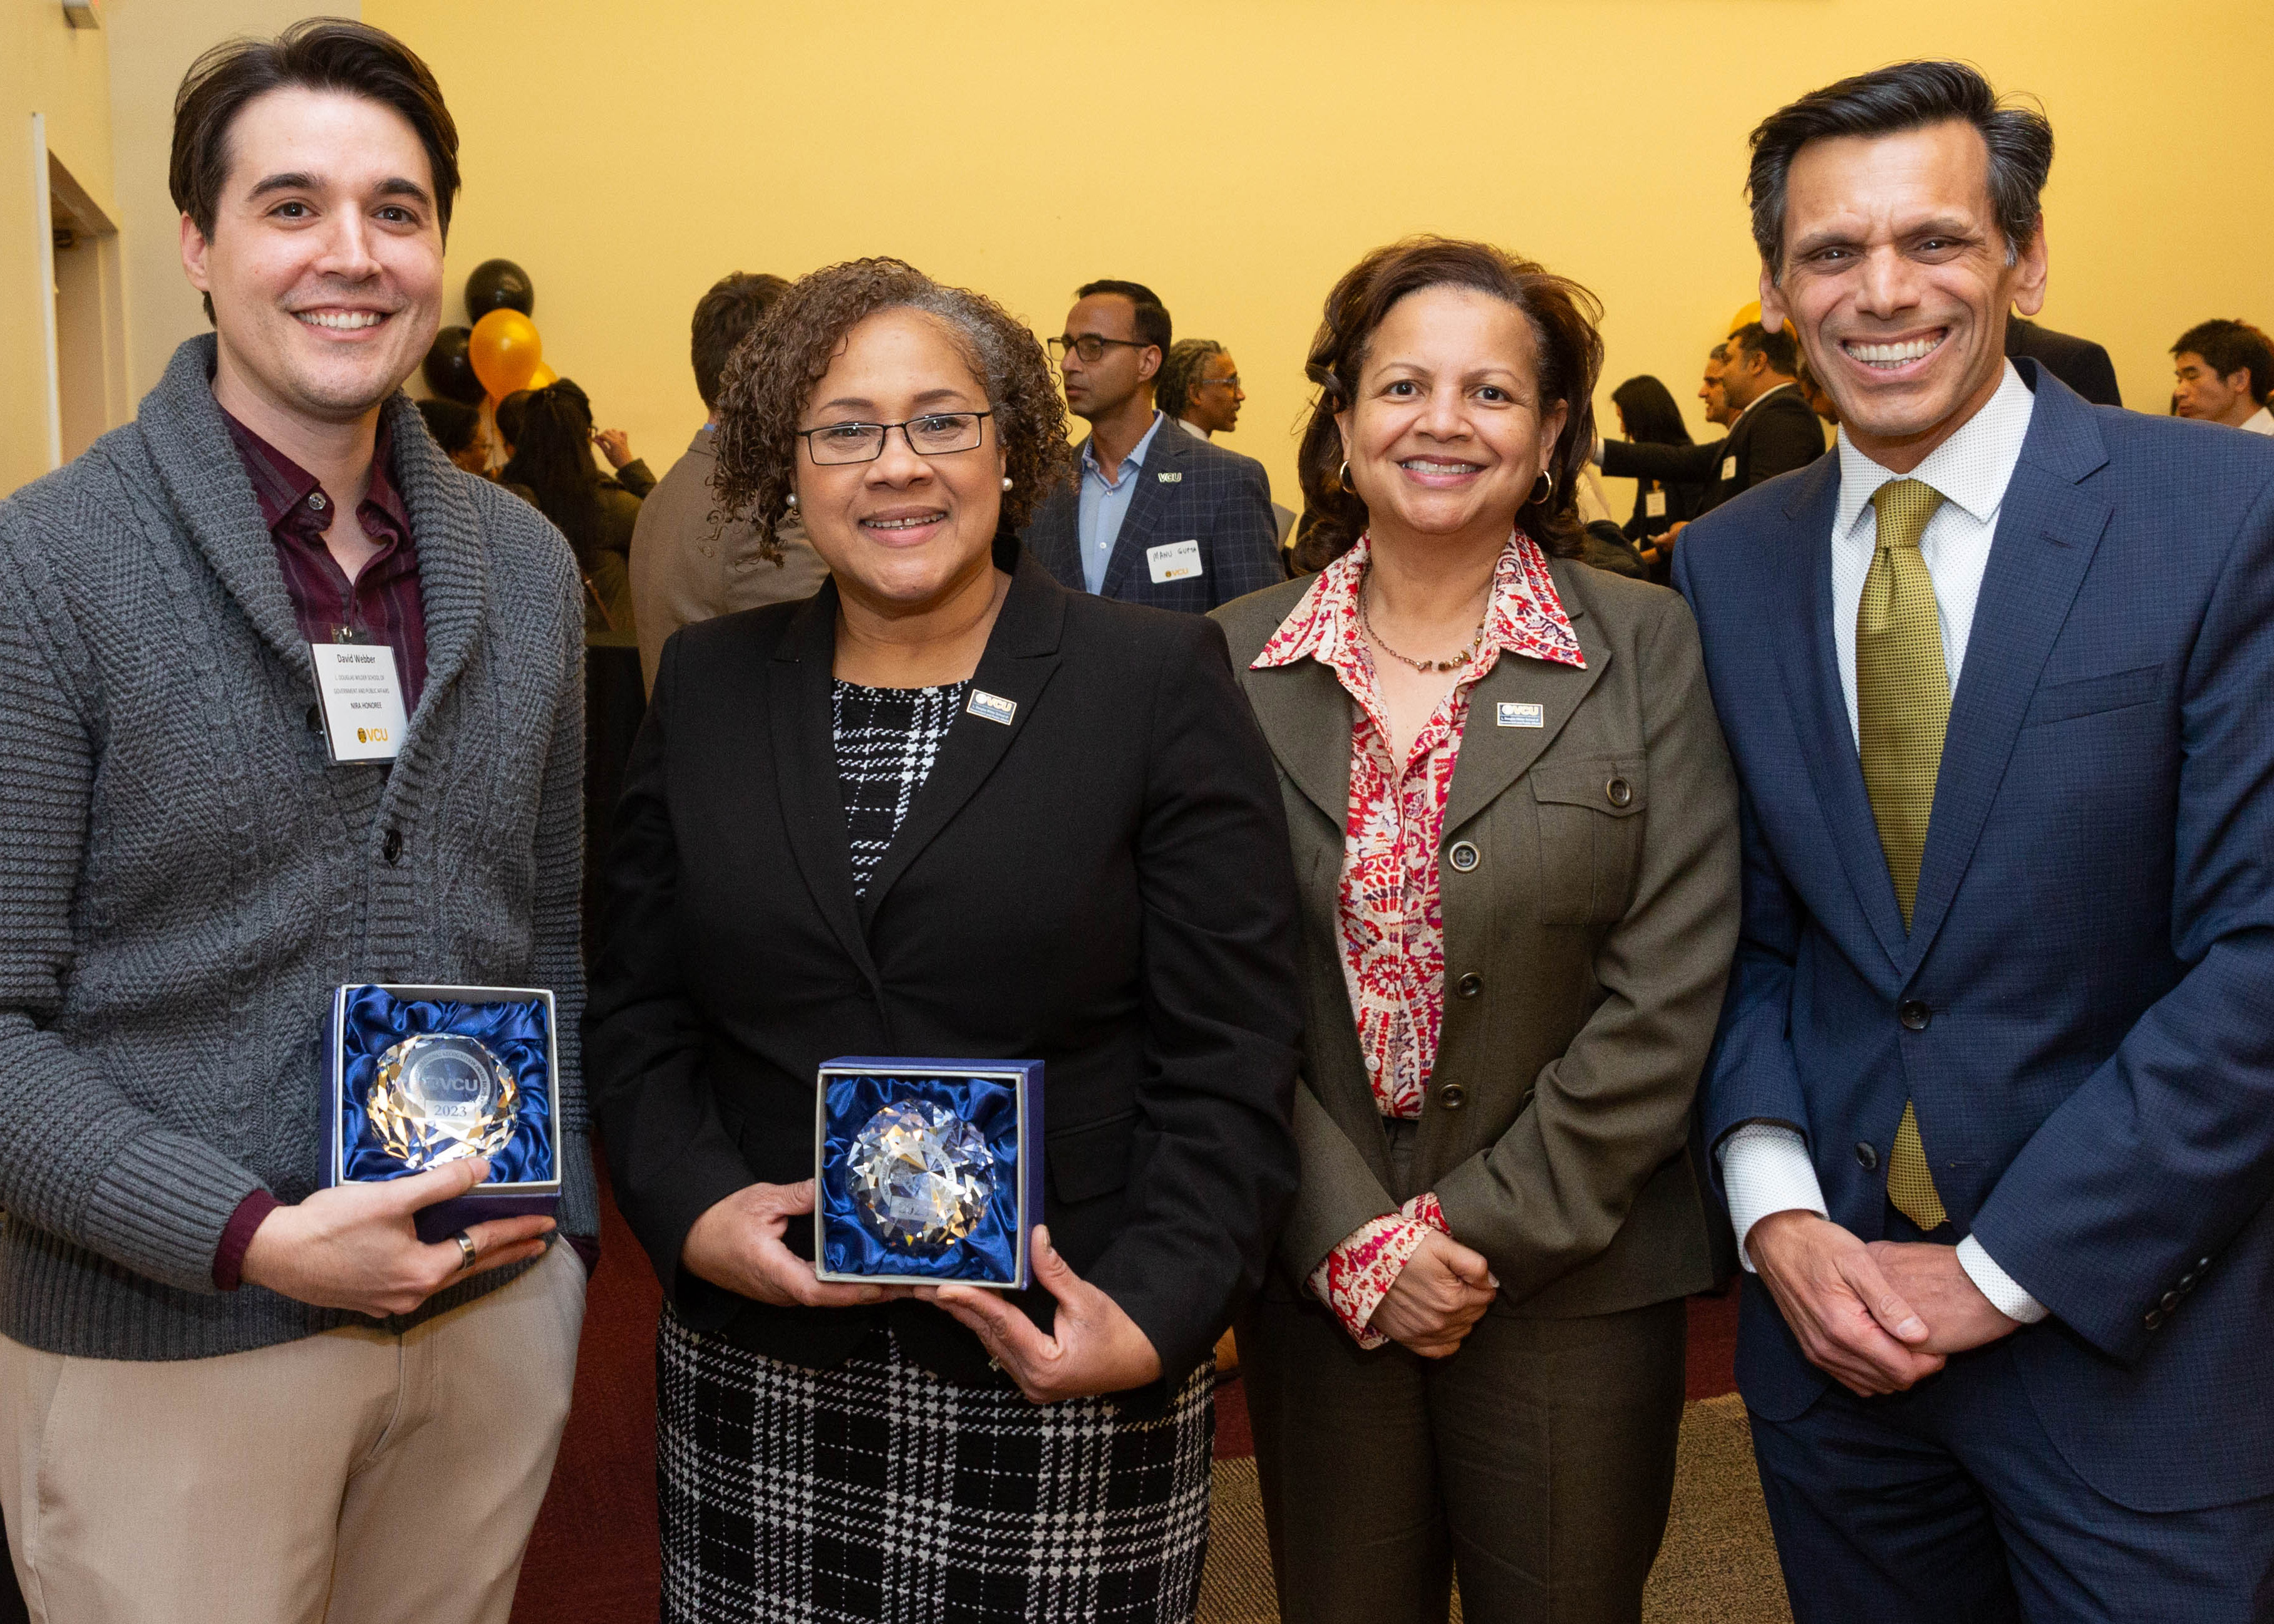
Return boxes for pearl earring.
[784,492,798,510]
[1001,475,1013,491]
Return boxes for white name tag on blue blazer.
[1497,702,1544,728]
[1147,540,1203,584]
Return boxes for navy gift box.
[322,983,562,1243]
[814,1057,1045,1290]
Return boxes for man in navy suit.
[1023,281,1283,611]
[1675,61,2274,1620]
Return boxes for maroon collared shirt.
[220,406,429,710]
[212,404,425,1291]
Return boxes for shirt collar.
[1080,410,1167,487]
[1253,530,1585,674]
[219,405,408,540]
[1833,359,2036,537]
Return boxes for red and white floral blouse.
[1252,530,1584,1346]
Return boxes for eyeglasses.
[1048,334,1147,364]
[1197,373,1242,391]
[794,411,992,465]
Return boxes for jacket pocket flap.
[2025,663,2167,727]
[1529,758,1647,817]
[1048,1112,1135,1204]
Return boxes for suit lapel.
[858,546,1065,922]
[1440,564,1605,837]
[1902,385,2112,966]
[1098,416,1181,597]
[768,582,879,978]
[1243,655,1357,832]
[1770,457,1913,965]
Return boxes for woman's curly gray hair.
[711,257,1073,557]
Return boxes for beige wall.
[0,0,116,497]
[363,0,2274,519]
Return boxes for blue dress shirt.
[1077,411,1167,594]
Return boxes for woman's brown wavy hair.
[1293,237,1604,574]
[711,257,1073,557]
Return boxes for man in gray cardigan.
[0,23,593,1621]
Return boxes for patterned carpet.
[513,1169,1791,1621]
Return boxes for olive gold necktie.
[1856,477,1950,1231]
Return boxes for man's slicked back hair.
[1074,279,1172,353]
[692,272,790,411]
[1746,60,2052,281]
[1729,321,1800,378]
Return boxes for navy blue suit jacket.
[1674,362,2274,1513]
[1022,418,1283,611]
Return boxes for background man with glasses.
[1023,279,1283,609]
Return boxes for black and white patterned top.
[832,678,968,898]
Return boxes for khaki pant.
[0,1241,584,1624]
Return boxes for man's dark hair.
[1155,338,1226,420]
[1074,279,1172,353]
[415,396,480,455]
[1747,61,2052,280]
[1729,320,1800,378]
[691,272,790,411]
[2173,319,2274,406]
[171,19,458,322]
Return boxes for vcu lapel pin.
[1497,702,1544,728]
[966,690,1017,727]
[1157,471,1182,483]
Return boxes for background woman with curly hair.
[586,258,1305,1623]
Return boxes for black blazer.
[2005,318,2124,408]
[1601,384,1825,517]
[586,537,1304,1398]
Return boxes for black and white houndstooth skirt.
[657,1306,1216,1623]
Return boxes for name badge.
[1496,702,1544,728]
[1147,539,1203,584]
[966,690,1018,727]
[1720,455,1738,482]
[1157,471,1182,484]
[309,642,408,763]
[1645,489,1668,518]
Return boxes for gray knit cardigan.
[0,336,598,1360]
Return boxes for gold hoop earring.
[1529,469,1555,505]
[1338,460,1353,494]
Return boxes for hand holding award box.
[321,985,563,1242]
[814,1057,1044,1290]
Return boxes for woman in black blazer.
[586,257,1303,1624]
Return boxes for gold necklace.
[1358,577,1490,674]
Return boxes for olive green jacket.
[1212,558,1739,1318]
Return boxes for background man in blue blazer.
[1675,61,2274,1620]
[1023,279,1283,611]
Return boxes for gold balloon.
[524,363,559,390]
[1727,300,1762,337]
[470,308,544,398]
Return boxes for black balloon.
[422,326,485,405]
[464,259,535,319]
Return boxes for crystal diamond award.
[814,1058,1044,1289]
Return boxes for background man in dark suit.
[1676,59,2274,1619]
[1023,281,1281,611]
[1598,321,1826,564]
[2003,315,2123,406]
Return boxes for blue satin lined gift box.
[322,983,562,1243]
[814,1057,1045,1291]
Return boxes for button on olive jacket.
[1212,556,1740,1317]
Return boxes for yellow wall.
[0,0,116,497]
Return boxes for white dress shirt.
[1719,361,2047,1325]
[2241,405,2274,437]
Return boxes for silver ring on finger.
[452,1231,478,1272]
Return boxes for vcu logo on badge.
[356,728,368,743]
